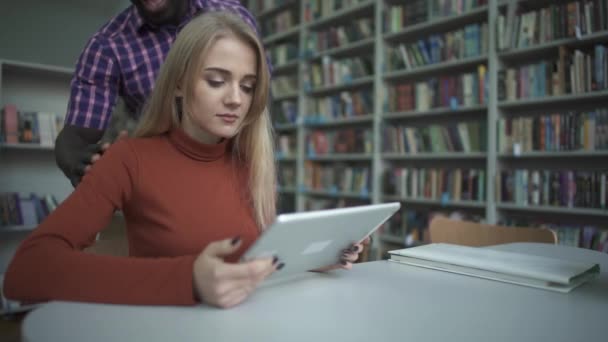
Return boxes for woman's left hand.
[313,236,371,272]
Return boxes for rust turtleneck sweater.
[4,128,260,305]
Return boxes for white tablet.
[242,202,401,279]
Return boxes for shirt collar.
[168,127,229,162]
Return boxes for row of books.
[501,217,607,252]
[1,192,58,228]
[498,45,608,101]
[305,18,373,54]
[386,23,488,71]
[271,75,298,97]
[387,66,487,112]
[276,133,297,156]
[498,169,607,209]
[272,100,298,125]
[382,121,486,154]
[303,197,369,211]
[304,0,368,23]
[304,163,370,195]
[306,55,374,89]
[305,90,373,123]
[278,164,296,187]
[497,0,608,50]
[497,109,608,153]
[383,168,486,202]
[307,129,372,155]
[384,0,487,33]
[1,104,63,146]
[269,42,299,66]
[260,9,296,36]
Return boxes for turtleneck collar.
[168,127,229,162]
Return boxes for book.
[388,243,600,293]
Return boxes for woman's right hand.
[192,237,281,308]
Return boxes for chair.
[429,216,557,247]
[84,214,129,257]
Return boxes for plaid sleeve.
[65,36,120,130]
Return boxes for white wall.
[0,0,130,68]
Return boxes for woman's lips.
[217,114,238,124]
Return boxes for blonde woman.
[4,11,366,309]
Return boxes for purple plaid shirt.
[66,0,262,130]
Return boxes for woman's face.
[180,35,257,144]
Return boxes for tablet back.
[242,202,401,279]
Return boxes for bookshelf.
[252,0,608,258]
[0,59,74,287]
[0,59,72,204]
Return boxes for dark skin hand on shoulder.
[55,125,127,187]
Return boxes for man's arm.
[59,34,120,186]
[55,125,104,187]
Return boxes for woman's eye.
[207,80,224,88]
[241,84,254,94]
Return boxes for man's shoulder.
[91,6,138,43]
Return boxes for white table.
[22,243,608,342]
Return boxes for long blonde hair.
[134,11,276,229]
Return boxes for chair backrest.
[429,216,557,247]
[85,238,129,256]
[84,215,129,257]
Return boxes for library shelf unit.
[251,0,608,258]
[0,59,74,286]
[0,59,74,218]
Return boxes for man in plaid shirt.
[55,0,264,186]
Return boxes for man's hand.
[84,130,128,174]
[55,125,127,187]
[192,237,282,309]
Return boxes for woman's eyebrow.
[203,67,256,81]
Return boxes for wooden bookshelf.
[383,196,486,209]
[306,76,374,96]
[499,151,608,159]
[384,55,488,80]
[256,0,297,19]
[383,106,487,120]
[382,152,487,160]
[308,38,375,61]
[383,5,489,41]
[306,153,373,161]
[304,114,374,127]
[0,143,54,151]
[306,0,375,30]
[251,0,608,257]
[273,60,300,74]
[497,203,608,217]
[497,90,608,110]
[0,225,37,233]
[263,25,301,45]
[499,31,608,62]
[302,189,371,200]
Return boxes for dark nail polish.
[231,236,241,245]
[277,262,285,270]
[341,260,348,266]
[350,245,359,252]
[272,255,279,265]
